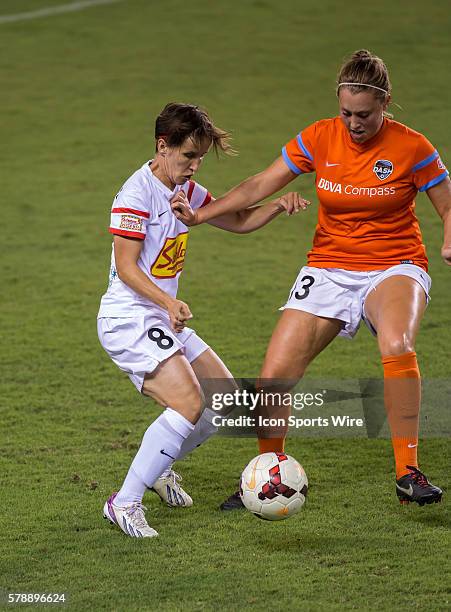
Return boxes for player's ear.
[382,95,391,112]
[157,137,168,156]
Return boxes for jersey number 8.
[148,327,174,350]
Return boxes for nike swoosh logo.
[158,211,168,217]
[407,443,417,448]
[246,457,260,489]
[326,162,340,167]
[396,483,413,496]
[160,449,176,460]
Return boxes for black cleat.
[219,490,245,511]
[396,465,443,506]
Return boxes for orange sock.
[258,438,285,454]
[382,351,420,479]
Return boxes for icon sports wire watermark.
[198,378,451,438]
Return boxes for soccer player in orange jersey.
[172,50,450,508]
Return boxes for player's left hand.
[171,191,198,225]
[441,245,451,266]
[274,192,310,215]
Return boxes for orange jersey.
[282,117,449,271]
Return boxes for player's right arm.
[173,157,298,225]
[411,134,451,265]
[113,235,192,332]
[426,177,451,265]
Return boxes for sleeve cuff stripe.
[296,133,313,162]
[282,147,302,175]
[109,228,146,239]
[418,171,449,192]
[112,207,150,219]
[200,193,212,207]
[411,150,439,173]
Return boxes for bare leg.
[115,352,206,506]
[257,309,343,442]
[142,351,205,424]
[364,275,426,357]
[176,348,238,461]
[364,275,426,477]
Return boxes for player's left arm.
[208,192,310,234]
[426,176,451,265]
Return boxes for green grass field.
[1,0,450,609]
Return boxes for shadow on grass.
[251,531,367,555]
[402,508,450,528]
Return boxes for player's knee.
[379,332,415,356]
[180,386,206,422]
[259,364,305,387]
[256,378,298,397]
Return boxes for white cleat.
[151,470,193,507]
[103,493,158,538]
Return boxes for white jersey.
[98,161,212,317]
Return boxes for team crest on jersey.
[151,233,188,278]
[373,159,393,181]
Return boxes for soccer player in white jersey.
[98,102,307,538]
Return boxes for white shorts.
[281,264,431,339]
[97,312,209,392]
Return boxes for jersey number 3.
[293,275,315,300]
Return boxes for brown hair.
[155,102,235,155]
[337,49,391,101]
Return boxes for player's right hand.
[274,192,311,215]
[171,192,199,226]
[167,298,193,333]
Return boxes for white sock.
[115,408,194,506]
[149,408,218,479]
[176,408,218,461]
[114,467,146,506]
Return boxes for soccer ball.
[240,452,308,521]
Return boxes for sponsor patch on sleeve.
[119,214,143,233]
